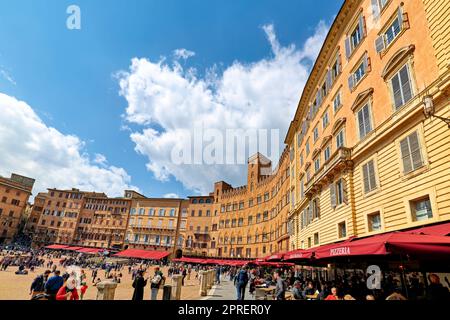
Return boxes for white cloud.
[0,93,138,197]
[118,22,329,194]
[173,48,195,60]
[163,193,179,199]
[93,153,108,166]
[0,69,16,86]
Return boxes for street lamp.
[423,95,450,128]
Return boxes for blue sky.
[0,0,343,198]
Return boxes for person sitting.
[292,280,303,300]
[302,281,317,299]
[325,287,340,300]
[15,265,28,275]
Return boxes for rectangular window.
[336,130,345,148]
[368,212,382,231]
[314,157,320,173]
[375,7,404,52]
[306,140,310,156]
[357,104,373,139]
[391,64,413,109]
[354,61,366,83]
[324,145,331,162]
[351,22,363,50]
[313,233,319,245]
[410,196,433,222]
[362,160,377,193]
[333,90,342,113]
[322,111,329,129]
[313,126,319,142]
[338,221,347,238]
[400,131,423,174]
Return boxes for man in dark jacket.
[234,267,249,300]
[44,270,64,300]
[426,274,449,301]
[30,270,51,298]
[132,270,148,301]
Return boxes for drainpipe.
[347,164,358,237]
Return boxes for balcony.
[193,230,210,235]
[304,147,352,196]
[129,224,176,232]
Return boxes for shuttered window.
[375,7,404,53]
[357,104,373,139]
[391,64,413,109]
[400,131,424,174]
[336,130,345,148]
[362,160,377,193]
[345,15,365,59]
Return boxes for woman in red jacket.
[56,277,79,300]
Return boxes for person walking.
[215,266,221,284]
[234,267,249,300]
[274,269,286,300]
[150,267,163,300]
[30,270,51,298]
[45,270,64,300]
[132,270,147,301]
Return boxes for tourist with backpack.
[234,266,249,300]
[150,267,164,300]
[30,270,51,298]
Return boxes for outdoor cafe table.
[255,286,276,300]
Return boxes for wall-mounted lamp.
[423,95,450,128]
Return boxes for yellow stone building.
[286,0,450,250]
[0,173,35,243]
[123,191,189,257]
[213,151,291,258]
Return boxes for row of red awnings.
[267,222,450,263]
[113,249,170,260]
[44,245,105,254]
[172,257,253,266]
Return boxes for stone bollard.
[162,284,172,300]
[209,270,214,287]
[171,275,183,300]
[96,280,118,300]
[206,270,212,290]
[199,271,207,296]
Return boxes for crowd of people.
[1,242,449,301]
[229,265,450,301]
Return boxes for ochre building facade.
[286,0,450,250]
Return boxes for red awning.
[264,252,285,261]
[76,248,104,254]
[283,248,314,261]
[172,257,251,266]
[314,232,450,260]
[113,249,170,260]
[408,222,450,236]
[249,260,294,267]
[45,244,70,250]
[63,246,84,251]
[173,257,207,264]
